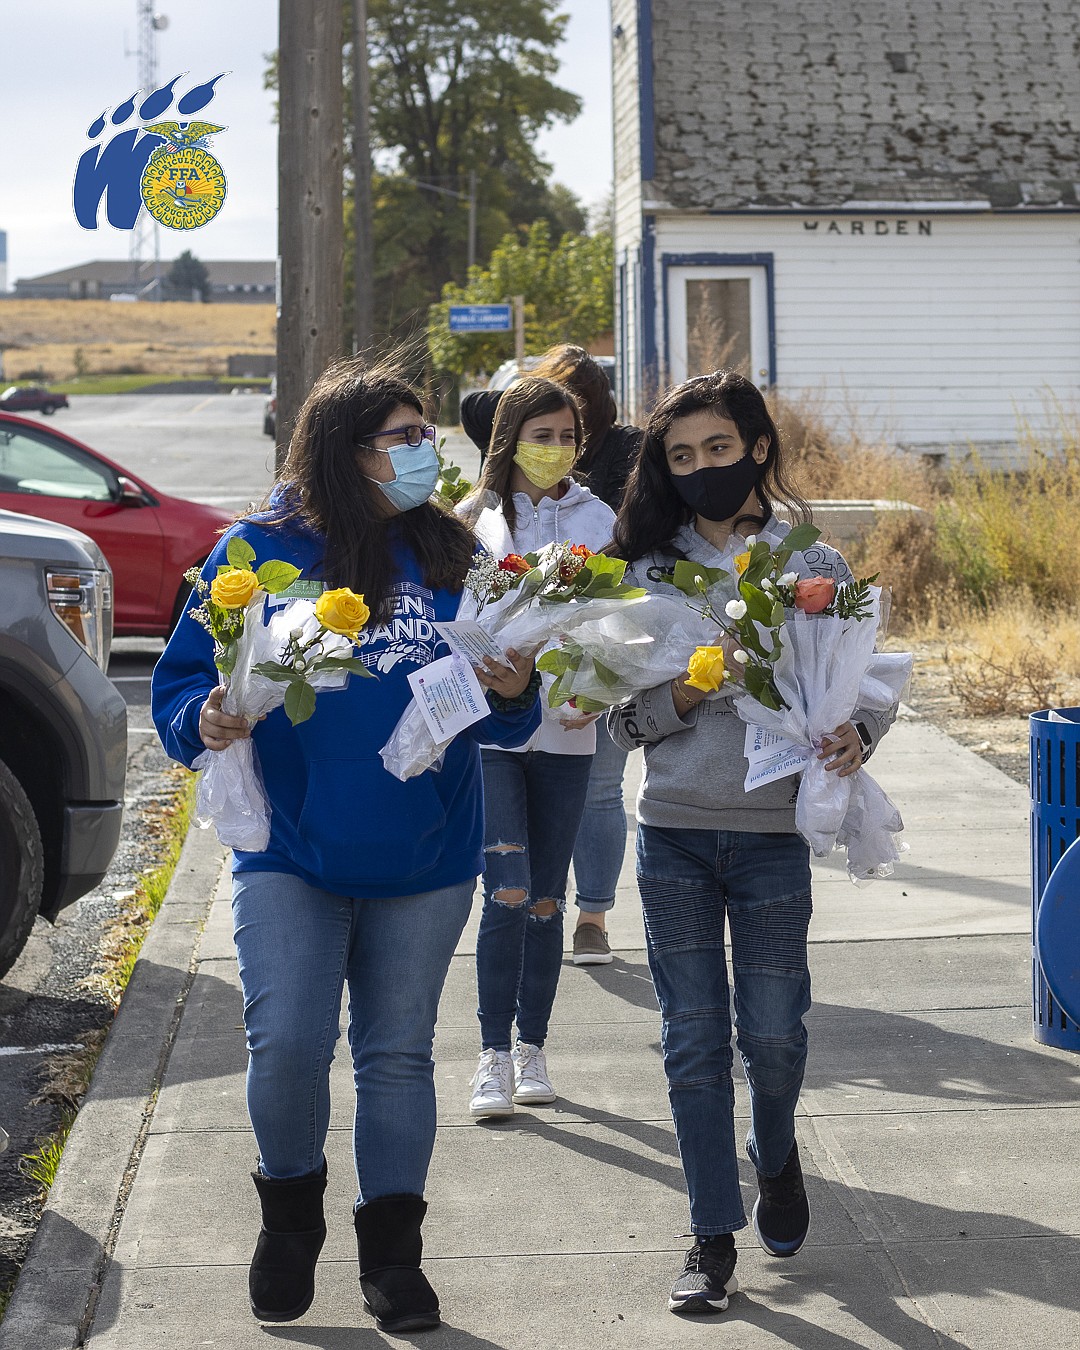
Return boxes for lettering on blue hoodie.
[151,516,540,898]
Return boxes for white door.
[666,264,771,388]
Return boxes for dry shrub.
[844,509,951,626]
[908,594,1080,716]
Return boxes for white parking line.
[0,1043,83,1058]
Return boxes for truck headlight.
[46,568,113,670]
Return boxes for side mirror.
[117,475,148,506]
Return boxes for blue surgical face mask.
[368,441,440,513]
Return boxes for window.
[0,427,116,500]
[686,279,752,377]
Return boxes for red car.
[0,385,70,415]
[0,411,233,635]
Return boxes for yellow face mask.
[513,440,577,490]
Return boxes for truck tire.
[0,758,44,979]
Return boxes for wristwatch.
[854,721,874,761]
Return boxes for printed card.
[407,654,489,744]
[434,620,514,670]
[743,722,811,791]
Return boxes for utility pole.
[513,294,525,369]
[128,3,168,299]
[277,0,345,473]
[467,169,477,272]
[351,0,375,356]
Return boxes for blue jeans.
[636,825,812,1235]
[572,719,630,914]
[232,870,473,1203]
[476,749,593,1049]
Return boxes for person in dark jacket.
[152,358,539,1336]
[460,346,643,964]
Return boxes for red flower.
[793,577,837,614]
[569,544,593,560]
[558,543,595,582]
[498,553,531,575]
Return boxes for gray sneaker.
[572,924,613,965]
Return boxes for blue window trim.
[637,0,655,181]
[641,216,659,395]
[660,251,777,387]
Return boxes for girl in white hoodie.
[461,377,616,1117]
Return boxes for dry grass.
[0,298,274,381]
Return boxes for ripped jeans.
[476,748,593,1050]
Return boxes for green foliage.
[428,219,614,377]
[167,249,210,302]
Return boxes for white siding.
[611,0,643,255]
[652,212,1080,457]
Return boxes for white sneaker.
[511,1041,556,1104]
[469,1049,515,1118]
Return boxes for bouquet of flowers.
[378,537,646,780]
[187,537,372,851]
[538,525,912,879]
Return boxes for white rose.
[745,535,757,546]
[779,572,799,586]
[725,599,748,619]
[733,649,749,664]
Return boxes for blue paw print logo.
[74,74,227,231]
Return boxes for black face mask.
[670,449,763,523]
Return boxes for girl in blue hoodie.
[458,377,616,1120]
[151,360,539,1335]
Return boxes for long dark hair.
[612,370,810,561]
[465,376,584,532]
[261,356,475,622]
[530,344,617,470]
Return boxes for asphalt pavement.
[3,702,1078,1349]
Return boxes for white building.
[611,0,1080,460]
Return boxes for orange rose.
[793,577,837,614]
[498,553,532,575]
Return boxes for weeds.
[19,1112,77,1193]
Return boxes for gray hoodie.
[608,517,895,834]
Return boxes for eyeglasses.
[359,423,436,451]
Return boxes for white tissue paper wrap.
[192,597,355,852]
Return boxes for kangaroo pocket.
[294,757,447,889]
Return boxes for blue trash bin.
[1030,708,1080,1049]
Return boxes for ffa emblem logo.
[139,122,227,229]
[73,74,228,233]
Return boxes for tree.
[428,218,614,380]
[167,250,211,302]
[269,1,586,344]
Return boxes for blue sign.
[448,304,512,333]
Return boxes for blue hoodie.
[151,514,540,898]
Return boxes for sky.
[0,0,613,287]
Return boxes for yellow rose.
[210,567,260,609]
[315,587,370,636]
[685,645,726,693]
[733,551,751,576]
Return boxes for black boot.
[354,1193,440,1333]
[248,1159,327,1321]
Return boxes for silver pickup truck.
[0,509,126,977]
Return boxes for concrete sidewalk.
[5,709,1080,1349]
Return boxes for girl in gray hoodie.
[608,371,893,1317]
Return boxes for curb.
[0,823,227,1350]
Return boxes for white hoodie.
[483,478,615,756]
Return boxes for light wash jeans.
[475,748,592,1050]
[572,719,630,914]
[231,870,473,1204]
[636,825,813,1235]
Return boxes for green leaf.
[537,649,573,676]
[284,680,317,725]
[256,561,302,594]
[573,695,609,713]
[782,523,822,553]
[252,661,294,682]
[770,600,785,627]
[672,559,726,597]
[226,537,256,568]
[581,554,627,584]
[313,657,375,677]
[742,585,776,625]
[592,658,621,688]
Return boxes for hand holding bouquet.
[188,538,372,851]
[379,542,646,780]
